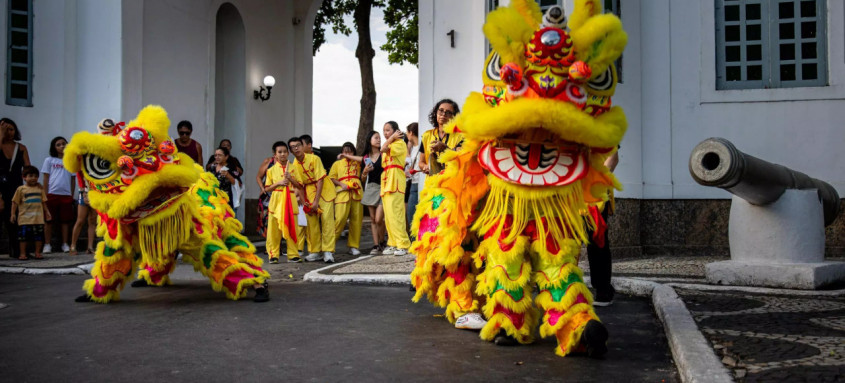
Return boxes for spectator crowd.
[0,99,462,263]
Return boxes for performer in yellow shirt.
[288,137,336,263]
[264,141,305,263]
[380,121,410,256]
[329,142,363,256]
[419,99,463,175]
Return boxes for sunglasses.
[436,109,455,117]
[178,131,191,136]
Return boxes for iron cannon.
[689,137,840,226]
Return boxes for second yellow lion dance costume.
[65,106,270,303]
[410,0,626,357]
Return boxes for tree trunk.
[354,0,377,155]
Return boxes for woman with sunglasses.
[174,120,203,165]
[419,99,462,175]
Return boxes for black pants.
[1,194,19,258]
[586,206,612,294]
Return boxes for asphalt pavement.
[0,272,678,382]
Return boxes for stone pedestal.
[705,189,845,289]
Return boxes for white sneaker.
[393,248,408,256]
[305,253,322,262]
[42,244,52,254]
[455,313,487,330]
[381,246,396,256]
[323,252,335,263]
[61,243,71,253]
[350,248,361,256]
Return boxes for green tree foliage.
[381,0,418,66]
[313,0,418,67]
[312,0,418,151]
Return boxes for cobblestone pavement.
[676,288,845,382]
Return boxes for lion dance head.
[457,0,627,203]
[64,105,199,224]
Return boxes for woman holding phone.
[341,131,385,254]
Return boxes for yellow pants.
[305,199,336,253]
[382,192,410,249]
[266,215,305,260]
[334,200,363,249]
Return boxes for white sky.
[312,8,419,147]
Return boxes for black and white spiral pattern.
[486,52,502,82]
[587,66,614,91]
[83,154,115,180]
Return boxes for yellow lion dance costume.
[410,0,626,357]
[65,105,270,303]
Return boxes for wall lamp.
[254,75,275,101]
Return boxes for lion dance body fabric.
[65,106,269,303]
[410,0,627,357]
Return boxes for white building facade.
[2,0,322,226]
[2,0,321,198]
[418,0,845,256]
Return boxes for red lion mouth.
[478,129,588,187]
[121,187,188,224]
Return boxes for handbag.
[232,180,243,209]
[0,143,19,184]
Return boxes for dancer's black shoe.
[493,330,518,346]
[581,320,609,358]
[253,282,270,302]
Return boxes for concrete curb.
[615,278,734,383]
[305,257,733,383]
[0,262,93,275]
[303,256,410,285]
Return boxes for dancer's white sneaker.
[455,313,487,330]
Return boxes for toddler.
[10,165,51,260]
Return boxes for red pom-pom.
[568,61,592,83]
[500,63,524,89]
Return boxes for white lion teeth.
[558,153,573,165]
[494,148,511,160]
[508,167,522,182]
[553,163,570,177]
[543,172,559,184]
[498,157,515,172]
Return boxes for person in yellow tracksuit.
[419,99,463,175]
[329,142,363,256]
[380,121,410,256]
[288,137,336,263]
[264,141,305,263]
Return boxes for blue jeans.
[406,182,420,232]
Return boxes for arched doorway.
[215,3,246,217]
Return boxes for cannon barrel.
[689,137,841,226]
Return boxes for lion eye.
[587,66,614,91]
[486,52,502,81]
[83,154,115,180]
